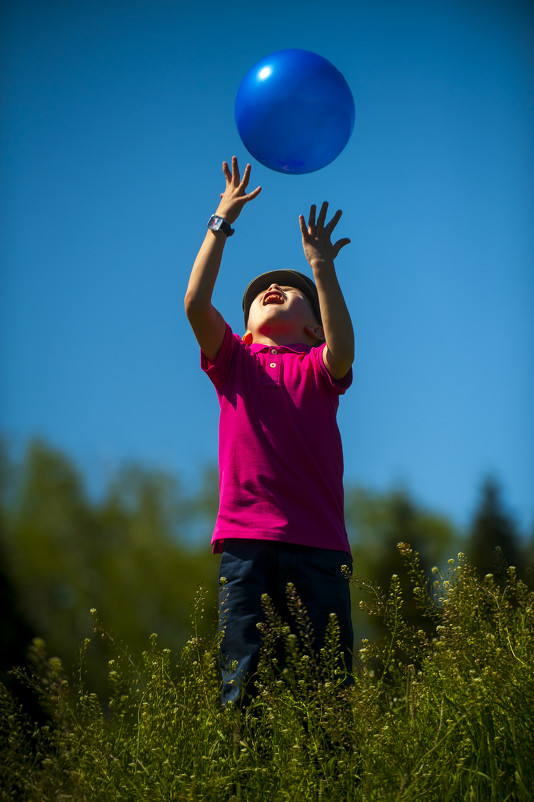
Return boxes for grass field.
[1,547,533,801]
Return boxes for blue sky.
[2,0,533,535]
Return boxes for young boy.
[185,157,355,703]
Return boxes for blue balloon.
[235,49,355,174]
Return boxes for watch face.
[207,215,233,236]
[208,216,223,230]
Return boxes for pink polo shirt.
[201,324,352,556]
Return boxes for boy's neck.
[248,332,316,348]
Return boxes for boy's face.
[244,283,323,345]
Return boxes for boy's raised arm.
[299,202,354,380]
[185,157,261,361]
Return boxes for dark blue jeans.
[218,539,354,704]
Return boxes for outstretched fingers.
[240,161,252,188]
[307,204,317,232]
[239,163,261,200]
[300,201,350,264]
[332,236,351,258]
[221,156,262,206]
[306,202,343,234]
[316,201,329,228]
[299,213,310,239]
[304,202,346,236]
[222,155,242,185]
[246,183,262,202]
[231,155,240,184]
[326,208,343,233]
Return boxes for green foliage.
[1,551,533,801]
[466,476,524,582]
[0,439,220,693]
[3,437,533,706]
[345,485,460,642]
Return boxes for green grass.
[1,547,533,801]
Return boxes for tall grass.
[1,547,533,801]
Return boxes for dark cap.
[242,269,322,327]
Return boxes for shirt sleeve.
[310,343,353,396]
[200,323,240,393]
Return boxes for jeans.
[218,539,354,704]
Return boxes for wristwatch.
[207,214,234,237]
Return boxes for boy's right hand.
[216,156,262,223]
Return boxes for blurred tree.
[0,534,34,676]
[94,462,219,651]
[183,465,220,541]
[0,440,45,720]
[0,440,219,693]
[466,477,523,581]
[345,484,459,642]
[524,526,534,588]
[5,440,100,649]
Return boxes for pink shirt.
[201,324,352,556]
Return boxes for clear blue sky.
[2,0,533,535]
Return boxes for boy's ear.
[242,330,253,345]
[304,324,325,343]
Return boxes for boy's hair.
[242,270,322,327]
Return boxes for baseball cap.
[242,269,322,326]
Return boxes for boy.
[185,157,354,703]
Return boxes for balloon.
[235,49,355,174]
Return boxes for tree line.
[1,437,532,695]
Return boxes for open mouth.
[263,290,284,306]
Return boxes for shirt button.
[271,348,278,354]
[269,362,277,369]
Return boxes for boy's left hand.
[299,202,351,268]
